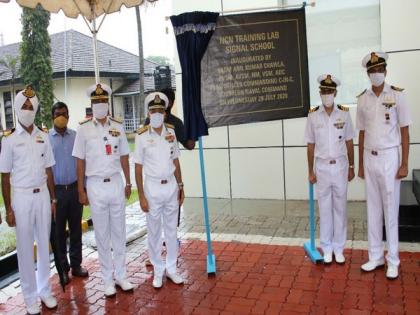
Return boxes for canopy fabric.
[16,0,146,20]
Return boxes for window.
[287,0,381,105]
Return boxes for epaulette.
[337,104,349,112]
[164,123,175,129]
[79,117,92,125]
[357,89,367,98]
[109,116,123,124]
[308,106,319,113]
[1,128,15,137]
[391,85,404,92]
[137,125,149,135]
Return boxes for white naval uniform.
[304,104,355,255]
[0,124,55,307]
[356,83,412,266]
[72,117,129,284]
[134,125,180,277]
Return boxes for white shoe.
[153,275,163,289]
[334,253,345,264]
[116,278,134,291]
[323,253,332,264]
[386,264,399,279]
[166,272,184,285]
[40,295,57,309]
[104,282,116,297]
[26,303,40,315]
[361,259,385,272]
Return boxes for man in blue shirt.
[49,102,88,283]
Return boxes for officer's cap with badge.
[317,74,340,91]
[145,92,169,110]
[86,83,112,102]
[362,51,388,71]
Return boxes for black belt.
[329,160,336,164]
[33,188,40,193]
[104,178,111,182]
[55,182,77,190]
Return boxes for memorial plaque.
[201,8,310,127]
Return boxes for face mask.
[17,108,36,127]
[92,102,109,119]
[369,73,385,87]
[54,115,68,129]
[321,94,335,108]
[150,112,164,128]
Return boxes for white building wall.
[173,0,420,200]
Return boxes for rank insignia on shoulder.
[109,116,123,124]
[357,89,367,98]
[1,128,15,137]
[391,85,404,92]
[337,104,349,112]
[164,123,175,129]
[79,117,92,125]
[137,125,149,135]
[308,106,319,113]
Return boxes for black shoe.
[62,272,70,285]
[71,266,89,278]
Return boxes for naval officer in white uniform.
[72,83,134,296]
[304,74,355,264]
[0,86,57,314]
[134,92,185,288]
[357,52,412,279]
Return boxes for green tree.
[19,5,54,127]
[0,54,19,126]
[146,55,172,66]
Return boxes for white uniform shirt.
[304,104,355,159]
[356,83,412,150]
[72,117,129,178]
[134,125,180,179]
[0,124,55,188]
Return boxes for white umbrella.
[16,0,157,83]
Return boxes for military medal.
[35,135,44,143]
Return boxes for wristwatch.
[126,183,132,187]
[178,182,184,189]
[349,165,355,169]
[51,199,58,204]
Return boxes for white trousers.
[364,147,400,266]
[315,156,348,255]
[144,176,179,276]
[86,174,127,284]
[12,185,51,307]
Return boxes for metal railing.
[123,118,140,132]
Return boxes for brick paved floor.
[1,238,420,315]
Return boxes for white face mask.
[369,73,385,87]
[92,102,109,119]
[320,94,335,108]
[17,108,36,127]
[150,112,164,128]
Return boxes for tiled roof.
[0,29,158,84]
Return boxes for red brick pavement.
[1,241,419,314]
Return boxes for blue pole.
[198,136,216,274]
[303,182,323,263]
[309,183,315,250]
